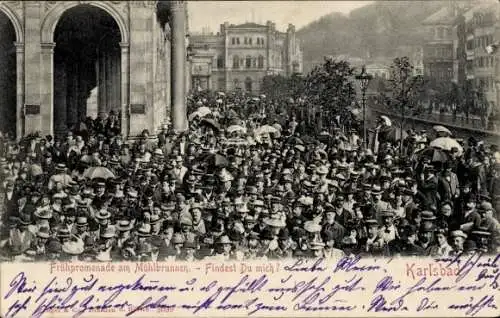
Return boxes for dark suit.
[437,173,459,202]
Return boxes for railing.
[370,105,500,136]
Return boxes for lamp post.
[355,65,373,147]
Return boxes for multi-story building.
[457,1,499,115]
[422,5,456,82]
[189,21,303,94]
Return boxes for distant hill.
[297,1,448,73]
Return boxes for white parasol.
[429,137,463,156]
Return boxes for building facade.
[466,2,498,114]
[0,0,189,140]
[189,21,303,94]
[422,5,456,82]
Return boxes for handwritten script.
[1,253,498,317]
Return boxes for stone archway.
[0,4,24,140]
[40,1,129,138]
[53,5,122,136]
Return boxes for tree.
[260,74,305,101]
[386,57,423,152]
[304,57,356,114]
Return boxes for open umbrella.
[254,125,279,136]
[200,118,220,132]
[433,125,452,136]
[429,137,463,156]
[379,115,392,127]
[188,106,212,121]
[227,125,247,134]
[83,166,115,180]
[417,147,450,163]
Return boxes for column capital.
[120,42,130,54]
[41,42,56,52]
[14,42,24,52]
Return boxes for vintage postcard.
[0,0,499,317]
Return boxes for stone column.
[40,42,55,137]
[170,1,188,132]
[98,51,107,117]
[54,60,67,136]
[14,42,24,140]
[120,42,130,137]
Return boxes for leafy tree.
[386,57,424,116]
[260,74,305,101]
[304,57,356,114]
[384,57,423,152]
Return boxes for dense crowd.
[0,91,499,262]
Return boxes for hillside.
[297,1,448,73]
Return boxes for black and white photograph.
[0,0,499,264]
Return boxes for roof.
[422,7,456,25]
[230,22,266,29]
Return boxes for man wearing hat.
[359,219,386,256]
[396,225,425,257]
[477,201,500,252]
[31,227,50,260]
[459,198,481,234]
[322,230,345,260]
[417,222,435,253]
[438,162,460,202]
[450,230,468,256]
[370,185,391,223]
[378,210,397,244]
[322,208,345,248]
[471,227,492,253]
[417,164,438,209]
[211,235,233,261]
[93,209,113,240]
[256,228,280,260]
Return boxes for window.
[252,57,257,68]
[245,56,252,68]
[231,37,236,45]
[260,38,265,46]
[467,40,473,50]
[244,37,248,45]
[245,77,252,92]
[233,56,239,69]
[249,37,253,45]
[258,55,264,69]
[217,56,224,68]
[236,37,240,45]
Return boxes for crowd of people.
[0,90,499,262]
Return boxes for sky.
[188,1,372,34]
